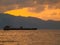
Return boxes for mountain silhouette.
[0,13,60,29]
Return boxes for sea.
[0,30,60,45]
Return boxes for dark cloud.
[0,0,17,6]
[48,0,60,9]
[48,0,60,4]
[17,0,34,7]
[0,0,60,13]
[0,5,19,13]
[36,0,60,4]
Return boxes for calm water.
[0,30,60,45]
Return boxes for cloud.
[0,0,60,13]
[28,5,45,13]
[47,0,60,9]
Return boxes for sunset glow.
[0,0,59,21]
[4,7,60,21]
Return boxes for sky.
[0,0,60,21]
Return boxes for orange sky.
[4,5,60,21]
[0,0,60,21]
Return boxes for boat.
[3,26,37,30]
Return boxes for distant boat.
[3,26,37,30]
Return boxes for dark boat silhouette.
[3,26,37,30]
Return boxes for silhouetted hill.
[0,13,60,29]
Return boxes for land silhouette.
[0,13,60,29]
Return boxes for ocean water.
[0,30,60,45]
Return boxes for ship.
[3,26,37,30]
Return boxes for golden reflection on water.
[0,30,60,45]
